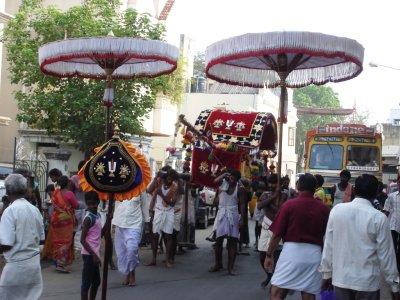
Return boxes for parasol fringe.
[39,37,179,79]
[205,31,364,88]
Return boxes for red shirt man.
[265,173,330,300]
[270,191,329,248]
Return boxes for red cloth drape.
[191,147,243,189]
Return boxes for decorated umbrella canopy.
[39,33,179,140]
[205,31,364,186]
[193,109,277,152]
[38,35,178,300]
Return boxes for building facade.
[381,109,400,186]
[0,0,298,189]
[0,0,175,167]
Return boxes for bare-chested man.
[209,168,246,275]
[146,167,178,267]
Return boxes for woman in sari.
[51,175,79,273]
[42,184,55,260]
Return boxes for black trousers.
[334,286,379,300]
[391,230,400,272]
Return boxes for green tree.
[2,0,183,156]
[345,108,370,125]
[167,54,187,105]
[293,85,343,167]
[193,51,205,77]
[190,51,206,93]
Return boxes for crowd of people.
[1,163,400,300]
[0,164,197,299]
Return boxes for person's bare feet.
[122,276,129,285]
[228,270,237,276]
[128,272,136,286]
[208,265,223,272]
[55,265,71,273]
[145,260,156,266]
[165,260,173,268]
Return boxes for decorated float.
[178,109,278,190]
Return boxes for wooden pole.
[101,193,114,300]
[183,180,190,243]
[275,54,289,203]
[103,71,113,143]
[276,85,286,190]
[178,173,193,248]
[177,114,225,167]
[105,106,111,143]
[101,75,115,300]
[178,114,214,148]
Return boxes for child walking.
[80,191,102,300]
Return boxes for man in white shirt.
[320,174,400,300]
[383,174,400,272]
[0,173,45,300]
[112,194,145,286]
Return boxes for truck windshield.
[309,144,343,170]
[346,146,379,170]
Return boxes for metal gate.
[14,160,49,205]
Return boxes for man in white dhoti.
[264,173,330,300]
[112,195,145,286]
[209,168,246,276]
[146,168,179,267]
[171,177,184,261]
[0,173,45,300]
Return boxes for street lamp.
[369,61,400,71]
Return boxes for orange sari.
[41,225,54,260]
[51,189,75,267]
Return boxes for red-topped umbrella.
[39,36,178,80]
[39,33,179,140]
[205,31,364,184]
[39,34,179,300]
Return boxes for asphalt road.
[41,219,274,300]
[3,218,392,300]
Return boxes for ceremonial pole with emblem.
[38,34,179,300]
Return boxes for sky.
[163,0,400,126]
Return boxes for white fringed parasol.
[39,36,179,80]
[38,34,178,300]
[39,34,179,140]
[205,31,364,187]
